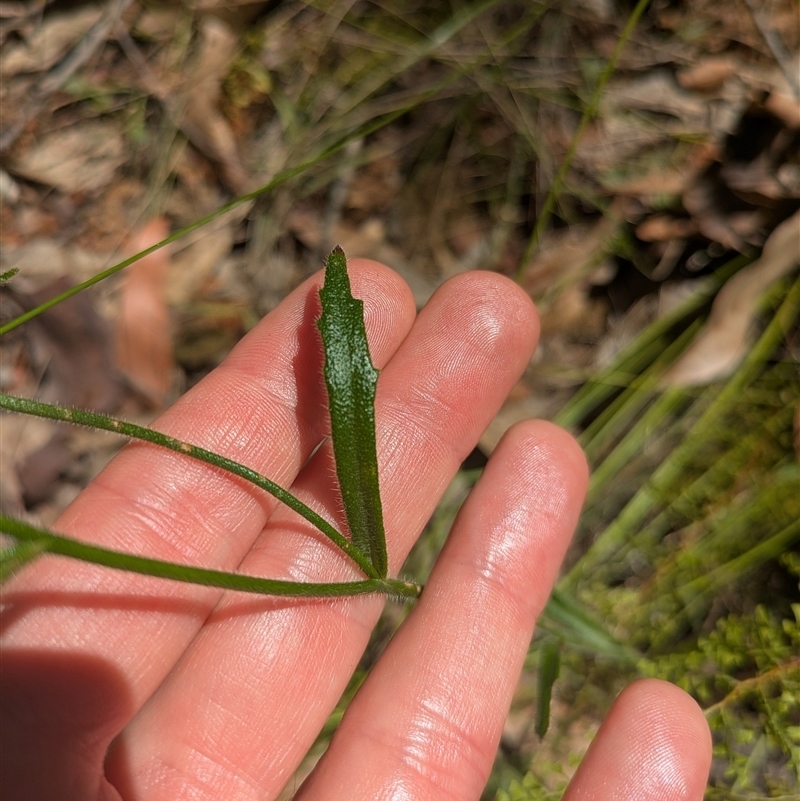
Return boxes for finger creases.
[296,421,588,801]
[105,271,543,801]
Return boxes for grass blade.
[535,641,561,739]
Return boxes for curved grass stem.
[0,393,379,579]
[516,0,652,280]
[0,515,421,599]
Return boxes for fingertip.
[565,678,712,801]
[469,419,588,620]
[340,256,416,312]
[489,420,589,566]
[621,678,713,791]
[499,419,589,501]
[442,269,540,356]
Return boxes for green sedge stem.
[0,103,419,337]
[561,272,800,588]
[0,393,379,579]
[516,0,652,280]
[0,515,421,599]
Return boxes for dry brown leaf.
[661,209,800,386]
[0,239,112,290]
[722,149,800,201]
[683,168,756,252]
[115,219,175,408]
[0,6,103,75]
[168,222,235,306]
[10,121,126,194]
[677,56,739,92]
[609,162,701,199]
[579,71,723,175]
[595,296,659,369]
[6,275,121,409]
[1,275,120,508]
[17,430,73,507]
[521,215,620,338]
[177,17,246,193]
[765,88,800,130]
[0,414,52,515]
[636,214,697,243]
[286,206,436,306]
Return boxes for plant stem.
[562,273,800,588]
[554,255,750,430]
[0,515,421,599]
[703,658,800,718]
[516,0,652,279]
[0,393,379,579]
[0,102,430,336]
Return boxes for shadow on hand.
[1,648,133,801]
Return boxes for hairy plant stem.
[0,516,421,599]
[0,393,378,579]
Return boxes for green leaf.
[535,640,561,738]
[317,246,388,578]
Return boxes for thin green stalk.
[669,463,799,575]
[0,393,378,579]
[0,515,421,599]
[580,321,701,460]
[679,513,800,612]
[703,659,800,718]
[562,273,800,588]
[0,102,425,337]
[636,275,800,499]
[578,320,700,456]
[554,255,750,430]
[556,337,668,431]
[540,588,640,663]
[634,403,795,549]
[309,0,508,133]
[516,0,652,279]
[584,384,688,506]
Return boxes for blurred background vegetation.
[1,1,798,798]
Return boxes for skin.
[0,260,712,800]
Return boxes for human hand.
[1,260,711,800]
